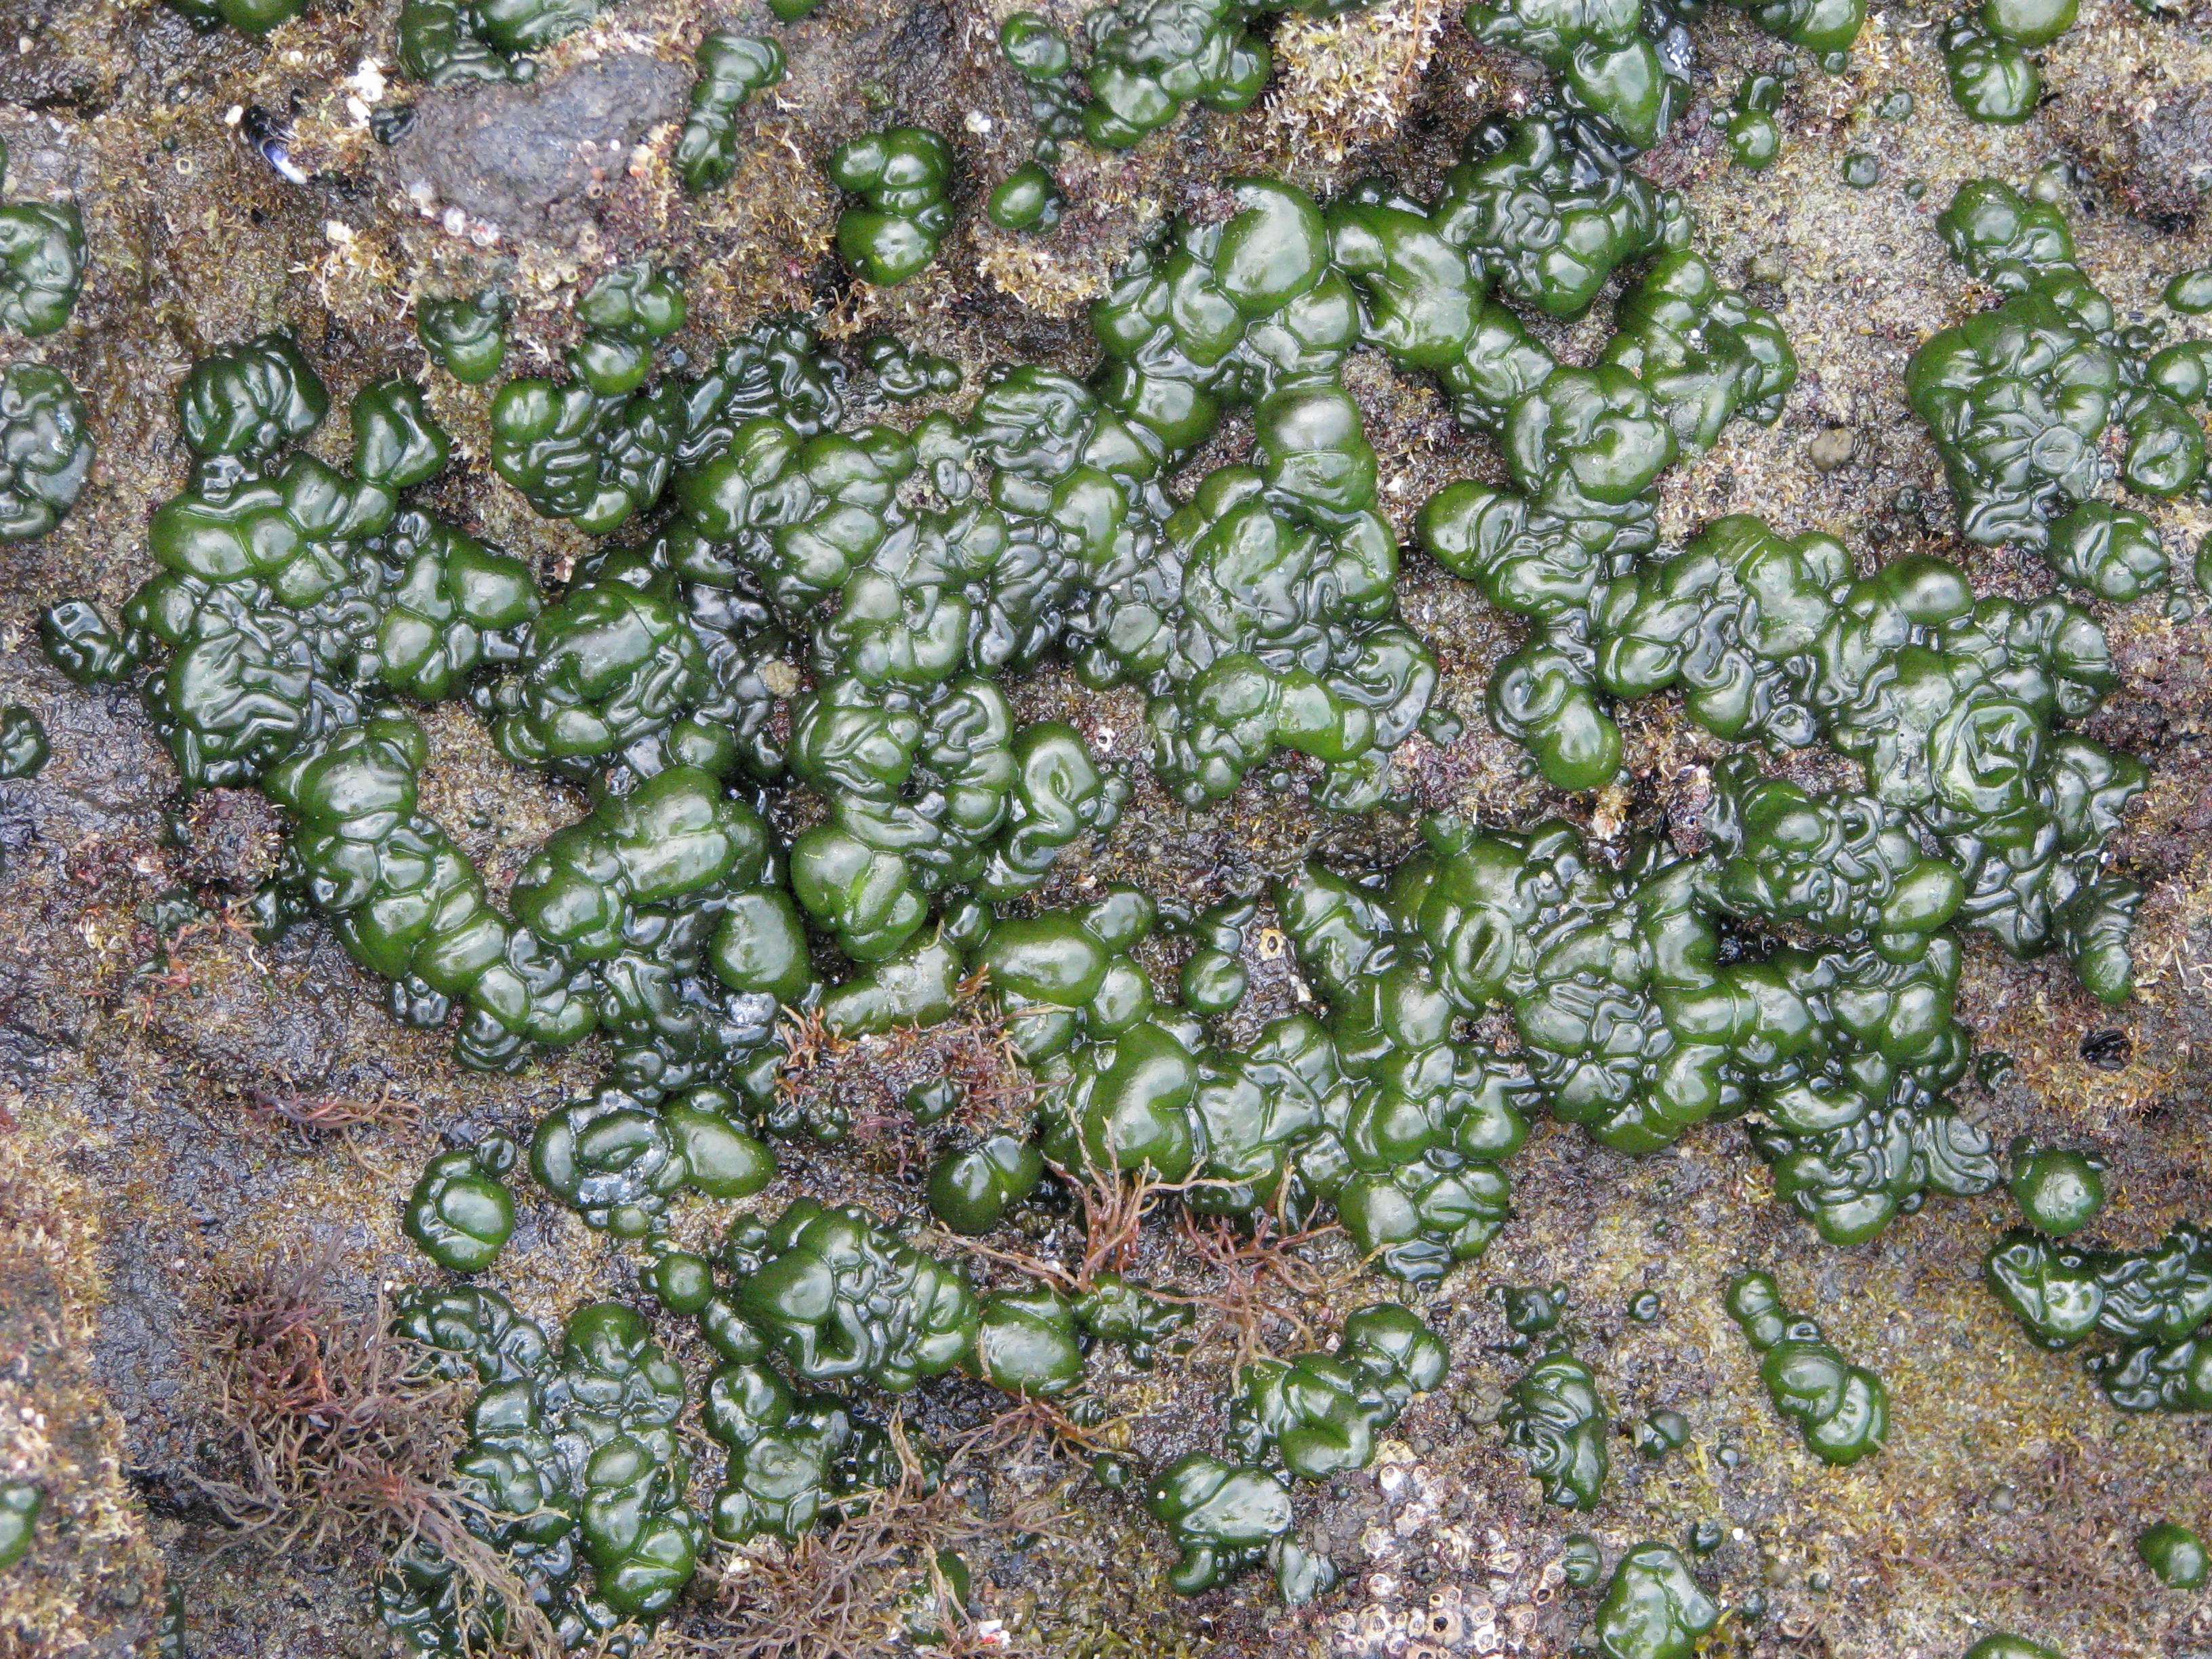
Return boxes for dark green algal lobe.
[1225,1304,1447,1479]
[0,363,93,539]
[828,127,954,287]
[1986,1223,2212,1412]
[1463,0,1858,154]
[2006,1136,2105,1235]
[396,0,599,85]
[723,1199,979,1393]
[2135,1520,2209,1589]
[1142,1454,1297,1595]
[0,706,47,779]
[416,289,508,384]
[403,1131,518,1272]
[676,34,785,194]
[1593,1542,1719,1659]
[1725,1271,1889,1465]
[1963,1637,2062,1659]
[1281,811,1996,1248]
[383,1292,701,1653]
[1725,75,1784,169]
[1911,180,2202,592]
[1940,20,2040,124]
[860,336,962,402]
[1500,1343,1610,1508]
[0,143,86,339]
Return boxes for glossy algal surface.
[0,142,85,337]
[415,288,508,384]
[382,1292,699,1649]
[1224,1304,1447,1479]
[1986,1223,2212,1411]
[828,127,954,287]
[1725,1271,1889,1465]
[396,0,599,84]
[1500,1343,1609,1508]
[1911,181,2201,585]
[2135,1520,2209,1589]
[2006,1137,2106,1235]
[676,34,785,193]
[402,1132,517,1272]
[1593,1542,1719,1659]
[0,363,93,540]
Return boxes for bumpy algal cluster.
[39,0,2189,1629]
[1598,518,2143,1006]
[1910,181,2204,599]
[0,363,94,541]
[1986,1223,2212,1412]
[384,1292,700,1652]
[395,0,600,85]
[0,140,86,340]
[676,34,785,194]
[1501,1343,1610,1509]
[1725,1271,1889,1465]
[1283,809,2001,1246]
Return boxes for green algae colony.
[1,0,2207,1650]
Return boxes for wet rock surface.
[386,54,692,241]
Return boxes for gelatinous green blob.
[1635,1408,1691,1458]
[1501,1343,1609,1508]
[37,599,143,687]
[1963,1637,2062,1659]
[1225,1303,1446,1479]
[1841,152,1880,189]
[166,0,307,33]
[1141,1452,1293,1593]
[0,363,93,540]
[829,127,954,286]
[1727,106,1780,169]
[2006,1137,2106,1235]
[988,163,1065,233]
[2047,502,2167,602]
[1593,1542,1719,1659]
[395,0,600,85]
[726,1198,978,1391]
[1001,11,1073,77]
[0,149,85,340]
[0,704,46,779]
[2135,1520,2209,1589]
[1074,1272,1194,1366]
[176,331,328,464]
[676,33,785,193]
[927,1133,1045,1233]
[380,1291,700,1645]
[859,335,963,401]
[1725,1271,1888,1465]
[1462,0,1685,151]
[1723,0,1864,56]
[1942,24,2039,124]
[1982,0,2075,47]
[403,1132,518,1272]
[1082,0,1271,148]
[973,1284,1085,1396]
[1561,1533,1605,1587]
[416,288,508,384]
[2167,268,2212,316]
